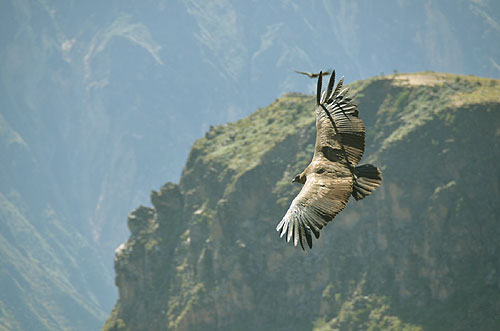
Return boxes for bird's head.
[292,173,306,184]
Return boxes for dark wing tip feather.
[316,72,323,105]
[326,70,336,101]
[303,220,313,249]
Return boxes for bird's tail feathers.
[352,164,382,200]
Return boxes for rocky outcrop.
[104,73,500,331]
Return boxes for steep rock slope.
[104,72,500,330]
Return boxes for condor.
[276,70,382,249]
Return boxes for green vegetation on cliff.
[104,73,500,331]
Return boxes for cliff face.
[104,73,500,331]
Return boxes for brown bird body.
[276,70,382,249]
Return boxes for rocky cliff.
[104,73,500,331]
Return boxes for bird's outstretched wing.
[315,71,366,167]
[295,70,331,78]
[276,171,352,249]
[317,72,382,200]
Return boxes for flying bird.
[276,70,382,249]
[295,70,331,78]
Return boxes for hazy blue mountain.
[1,0,499,329]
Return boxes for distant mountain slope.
[0,193,110,330]
[2,1,500,329]
[0,115,112,330]
[103,72,500,330]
